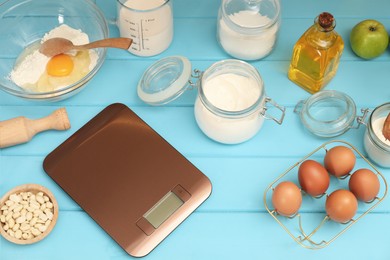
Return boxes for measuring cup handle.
[262,97,286,125]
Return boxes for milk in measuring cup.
[117,0,173,56]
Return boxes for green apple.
[350,19,389,59]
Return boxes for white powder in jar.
[218,10,280,60]
[203,73,260,111]
[194,73,264,144]
[10,24,98,91]
[364,116,390,168]
[118,0,173,56]
[372,117,390,146]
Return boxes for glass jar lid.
[137,56,192,105]
[294,90,357,137]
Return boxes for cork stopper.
[318,12,335,29]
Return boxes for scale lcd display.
[144,191,184,229]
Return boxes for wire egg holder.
[263,140,388,249]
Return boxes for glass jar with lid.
[294,91,390,168]
[217,0,281,60]
[294,90,368,137]
[137,56,285,144]
[364,103,390,168]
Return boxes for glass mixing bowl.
[0,0,108,101]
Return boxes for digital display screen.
[144,191,184,229]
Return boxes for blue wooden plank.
[96,0,390,20]
[1,211,389,259]
[0,106,369,157]
[1,58,389,107]
[1,156,389,213]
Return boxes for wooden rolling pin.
[0,108,70,148]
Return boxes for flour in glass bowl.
[10,24,98,92]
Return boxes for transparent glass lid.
[137,56,192,105]
[294,90,357,137]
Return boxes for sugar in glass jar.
[137,57,285,144]
[217,0,281,60]
[364,103,390,168]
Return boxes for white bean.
[5,200,14,207]
[26,212,33,221]
[46,202,53,209]
[8,218,15,229]
[38,225,47,232]
[5,212,13,221]
[30,217,38,227]
[20,223,30,232]
[13,205,23,213]
[12,223,20,232]
[39,213,48,222]
[15,229,22,239]
[9,194,21,203]
[12,212,21,220]
[31,228,41,237]
[36,196,45,204]
[16,215,26,224]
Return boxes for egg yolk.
[46,54,74,77]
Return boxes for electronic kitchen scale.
[43,103,212,257]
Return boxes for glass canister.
[294,90,368,137]
[116,0,173,56]
[137,57,285,144]
[364,103,390,168]
[217,0,281,60]
[194,59,285,144]
[294,91,389,168]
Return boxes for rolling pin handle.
[0,108,71,148]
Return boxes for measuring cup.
[116,0,173,56]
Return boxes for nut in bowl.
[0,0,108,101]
[0,184,59,244]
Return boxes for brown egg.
[324,146,356,177]
[325,189,358,223]
[298,160,330,197]
[272,181,302,217]
[349,168,380,202]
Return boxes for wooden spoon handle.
[75,38,133,51]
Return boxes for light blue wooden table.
[1,0,390,259]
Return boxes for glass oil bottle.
[288,12,344,94]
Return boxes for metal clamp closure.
[350,108,370,129]
[188,69,202,90]
[261,97,286,125]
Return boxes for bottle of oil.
[288,12,344,94]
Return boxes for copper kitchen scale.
[43,103,212,257]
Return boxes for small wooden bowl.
[0,184,59,244]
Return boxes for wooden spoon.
[39,37,133,57]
